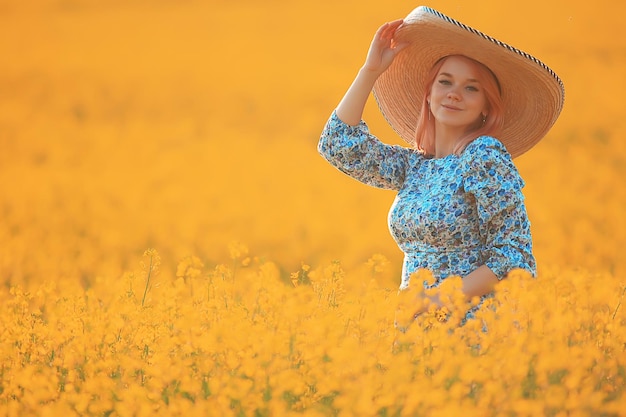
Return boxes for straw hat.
[372,6,565,158]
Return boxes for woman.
[318,7,564,325]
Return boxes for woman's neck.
[433,124,464,158]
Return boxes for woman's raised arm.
[335,19,407,126]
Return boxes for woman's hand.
[362,19,408,76]
[335,19,407,126]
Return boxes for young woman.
[318,7,564,325]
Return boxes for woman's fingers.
[363,19,407,74]
[376,19,403,44]
[382,19,404,38]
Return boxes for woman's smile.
[442,104,462,111]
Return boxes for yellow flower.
[228,241,249,260]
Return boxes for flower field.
[1,0,625,416]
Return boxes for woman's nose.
[447,90,460,101]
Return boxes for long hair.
[413,55,504,156]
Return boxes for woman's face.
[427,55,488,133]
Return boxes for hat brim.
[372,6,565,158]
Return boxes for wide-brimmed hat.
[372,6,565,158]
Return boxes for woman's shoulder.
[463,135,510,158]
[461,135,524,189]
[460,135,515,169]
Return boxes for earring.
[482,114,487,126]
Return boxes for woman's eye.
[466,85,479,92]
[438,79,451,85]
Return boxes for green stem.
[141,253,154,307]
[612,286,626,320]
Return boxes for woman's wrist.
[358,64,385,79]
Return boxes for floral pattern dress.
[318,111,536,319]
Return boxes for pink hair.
[413,55,504,156]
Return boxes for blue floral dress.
[318,111,536,318]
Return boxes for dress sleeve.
[317,111,410,191]
[461,136,537,279]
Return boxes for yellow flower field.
[1,0,625,415]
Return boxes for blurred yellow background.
[1,0,624,285]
